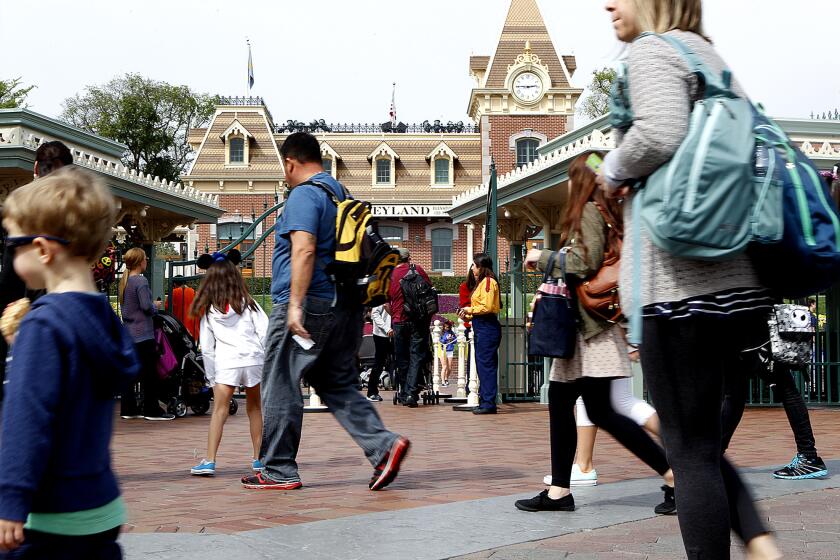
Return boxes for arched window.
[431,228,453,272]
[516,138,539,168]
[229,137,245,163]
[376,158,391,184]
[378,225,404,243]
[434,158,450,185]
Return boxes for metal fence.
[499,267,840,407]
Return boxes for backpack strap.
[637,32,734,99]
[298,179,351,206]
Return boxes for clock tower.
[468,0,583,182]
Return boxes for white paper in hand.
[292,334,315,350]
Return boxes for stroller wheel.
[169,397,188,418]
[190,396,210,416]
[229,399,239,415]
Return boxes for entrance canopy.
[0,108,223,242]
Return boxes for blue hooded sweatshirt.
[0,293,140,522]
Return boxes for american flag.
[389,82,397,127]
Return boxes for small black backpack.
[400,264,438,323]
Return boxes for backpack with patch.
[400,264,439,323]
[306,181,400,307]
[747,114,840,298]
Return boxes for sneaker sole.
[190,470,215,476]
[242,481,302,490]
[655,507,677,515]
[515,502,575,513]
[772,470,828,480]
[144,416,175,421]
[542,477,598,487]
[370,437,411,491]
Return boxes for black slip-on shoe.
[654,484,677,515]
[515,490,575,512]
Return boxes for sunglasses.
[4,235,71,249]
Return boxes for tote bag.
[528,250,578,359]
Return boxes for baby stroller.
[154,312,239,418]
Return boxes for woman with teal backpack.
[599,1,781,558]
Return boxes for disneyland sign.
[372,204,450,218]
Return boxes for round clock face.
[513,72,543,102]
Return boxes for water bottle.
[754,141,769,178]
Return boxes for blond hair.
[2,166,116,262]
[631,0,705,36]
[119,247,147,305]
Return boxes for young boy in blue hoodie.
[0,167,139,558]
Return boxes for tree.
[578,67,617,120]
[61,74,217,183]
[0,77,35,109]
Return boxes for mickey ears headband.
[197,248,242,270]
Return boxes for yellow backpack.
[307,181,400,306]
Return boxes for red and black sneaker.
[369,436,411,491]
[241,472,302,490]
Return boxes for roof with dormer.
[484,0,572,89]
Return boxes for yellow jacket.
[466,277,501,316]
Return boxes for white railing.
[450,128,616,210]
[6,130,220,209]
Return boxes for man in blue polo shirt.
[242,132,409,491]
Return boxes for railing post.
[456,319,467,399]
[304,385,328,413]
[432,320,442,393]
[467,329,480,407]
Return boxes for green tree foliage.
[0,77,35,109]
[578,67,617,119]
[61,74,218,183]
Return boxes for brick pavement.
[452,488,840,560]
[113,394,840,535]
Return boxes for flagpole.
[246,38,251,98]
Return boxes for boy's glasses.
[4,235,70,249]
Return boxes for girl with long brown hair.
[520,151,674,513]
[189,250,268,477]
[119,247,172,420]
[599,0,781,557]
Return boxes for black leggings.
[120,339,160,416]
[641,312,769,559]
[549,377,669,488]
[368,335,391,397]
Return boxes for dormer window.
[221,119,254,167]
[427,142,457,187]
[320,141,340,179]
[229,137,245,163]
[368,142,399,187]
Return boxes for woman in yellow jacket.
[459,253,501,415]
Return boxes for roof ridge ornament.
[508,40,548,73]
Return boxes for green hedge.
[430,276,466,295]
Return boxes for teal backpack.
[610,33,756,261]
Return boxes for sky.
[2,0,839,126]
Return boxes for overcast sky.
[2,0,839,127]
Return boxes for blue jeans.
[259,297,399,481]
[0,527,121,559]
[472,314,501,409]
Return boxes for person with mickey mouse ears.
[188,249,269,477]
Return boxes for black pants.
[368,335,391,397]
[641,312,769,559]
[393,322,427,400]
[120,339,160,416]
[549,378,669,488]
[0,527,122,559]
[723,364,818,460]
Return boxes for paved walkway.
[114,396,840,558]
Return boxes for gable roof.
[485,0,570,89]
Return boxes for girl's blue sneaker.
[190,459,216,476]
[252,459,265,472]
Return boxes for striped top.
[642,287,775,320]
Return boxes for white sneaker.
[543,464,598,487]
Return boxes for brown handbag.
[576,204,623,323]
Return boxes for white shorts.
[575,377,656,427]
[446,351,454,359]
[211,365,263,388]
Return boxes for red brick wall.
[487,115,568,176]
